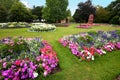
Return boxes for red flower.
[83,46,89,51]
[15,60,21,66]
[89,47,95,55]
[25,57,29,61]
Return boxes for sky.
[20,0,115,15]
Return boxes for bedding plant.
[59,30,120,61]
[0,37,59,80]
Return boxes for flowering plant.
[59,30,120,61]
[0,37,59,79]
[1,59,38,80]
[29,23,56,32]
[2,22,30,28]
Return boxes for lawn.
[0,23,120,80]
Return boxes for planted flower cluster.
[29,23,56,32]
[59,30,120,61]
[2,22,31,28]
[0,37,59,80]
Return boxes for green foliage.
[87,31,97,36]
[9,2,34,22]
[42,0,68,23]
[32,6,43,21]
[0,4,7,22]
[73,9,80,22]
[79,35,93,44]
[0,38,27,59]
[66,9,71,17]
[0,0,19,22]
[73,0,96,23]
[94,6,110,23]
[106,0,120,25]
[110,15,120,24]
[0,0,19,10]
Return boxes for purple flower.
[2,71,8,76]
[11,65,16,69]
[71,49,78,55]
[51,64,56,68]
[4,78,9,80]
[28,68,33,78]
[13,76,20,80]
[21,67,26,73]
[15,71,20,76]
[21,75,26,79]
[30,62,36,70]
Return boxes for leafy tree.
[94,6,110,23]
[0,4,8,22]
[106,0,120,24]
[32,6,43,21]
[66,9,71,17]
[73,0,96,23]
[0,0,19,10]
[0,0,19,22]
[73,9,81,22]
[9,2,34,22]
[42,0,68,23]
[110,15,119,24]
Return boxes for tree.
[73,0,96,23]
[32,6,43,21]
[9,2,34,22]
[73,9,81,22]
[0,4,8,22]
[66,9,71,17]
[0,0,19,10]
[106,0,120,24]
[94,6,110,23]
[42,0,68,23]
[0,0,19,22]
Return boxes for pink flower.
[3,62,7,68]
[26,38,33,41]
[43,71,48,76]
[115,42,120,49]
[42,63,46,67]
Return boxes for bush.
[110,16,120,24]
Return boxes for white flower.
[91,56,94,60]
[33,71,38,78]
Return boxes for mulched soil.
[115,75,120,80]
[51,65,61,74]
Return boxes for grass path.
[0,24,120,80]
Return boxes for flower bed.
[59,30,120,61]
[2,22,30,28]
[54,23,70,27]
[77,23,99,28]
[0,37,59,80]
[0,23,6,28]
[29,23,56,32]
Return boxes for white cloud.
[20,0,30,8]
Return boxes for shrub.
[110,16,120,24]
